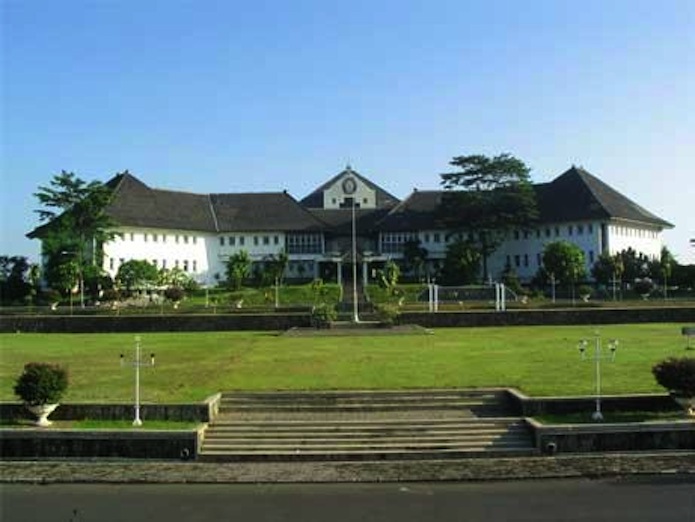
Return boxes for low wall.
[402,307,695,328]
[506,389,679,417]
[1,307,693,333]
[0,394,221,423]
[528,418,695,454]
[0,428,202,460]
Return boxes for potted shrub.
[13,362,69,426]
[652,357,695,416]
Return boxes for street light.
[351,198,359,323]
[120,336,155,426]
[578,332,618,421]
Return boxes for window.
[537,253,542,266]
[162,234,166,243]
[152,259,157,267]
[588,224,594,234]
[129,233,135,241]
[229,236,235,246]
[555,227,560,237]
[144,233,148,242]
[162,259,167,269]
[536,230,541,238]
[286,232,324,254]
[239,237,245,246]
[524,230,530,239]
[274,236,279,245]
[153,234,158,243]
[433,233,441,243]
[193,237,197,244]
[589,250,595,263]
[184,235,189,244]
[175,235,180,244]
[109,258,114,270]
[192,260,197,272]
[568,225,573,236]
[524,254,529,267]
[263,236,269,245]
[545,228,551,238]
[514,230,520,240]
[514,255,520,268]
[363,198,368,204]
[424,233,430,243]
[254,236,259,246]
[219,237,225,246]
[183,260,189,272]
[577,225,584,235]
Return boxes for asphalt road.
[2,476,694,522]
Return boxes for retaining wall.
[506,389,680,417]
[1,307,693,333]
[0,428,202,460]
[0,395,220,424]
[529,418,695,454]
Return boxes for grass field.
[0,324,689,403]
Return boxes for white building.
[30,165,673,286]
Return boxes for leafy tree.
[440,238,481,285]
[401,239,428,281]
[440,153,538,280]
[262,251,289,286]
[44,257,80,299]
[0,256,36,304]
[226,250,252,290]
[591,252,624,286]
[615,248,650,282]
[32,171,117,305]
[542,241,586,288]
[378,260,401,296]
[115,260,159,294]
[158,267,195,290]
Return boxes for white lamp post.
[120,335,155,426]
[351,199,359,323]
[578,332,618,421]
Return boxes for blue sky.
[2,0,693,263]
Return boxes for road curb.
[2,452,694,484]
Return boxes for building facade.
[31,165,673,287]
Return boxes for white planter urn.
[671,395,695,417]
[26,403,59,427]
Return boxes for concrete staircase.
[198,390,537,462]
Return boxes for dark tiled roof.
[300,167,400,209]
[376,167,672,231]
[105,173,216,231]
[105,173,325,233]
[211,192,324,232]
[536,166,672,227]
[309,208,391,235]
[376,190,448,231]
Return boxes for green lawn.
[0,324,689,403]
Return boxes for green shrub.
[311,304,337,328]
[652,357,695,397]
[375,303,401,326]
[13,362,69,406]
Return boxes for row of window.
[123,232,198,245]
[611,226,657,239]
[108,258,198,272]
[507,250,597,270]
[286,233,323,254]
[220,235,281,247]
[512,224,595,241]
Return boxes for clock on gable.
[342,177,357,195]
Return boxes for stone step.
[197,446,537,462]
[207,418,526,429]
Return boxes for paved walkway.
[2,452,694,484]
